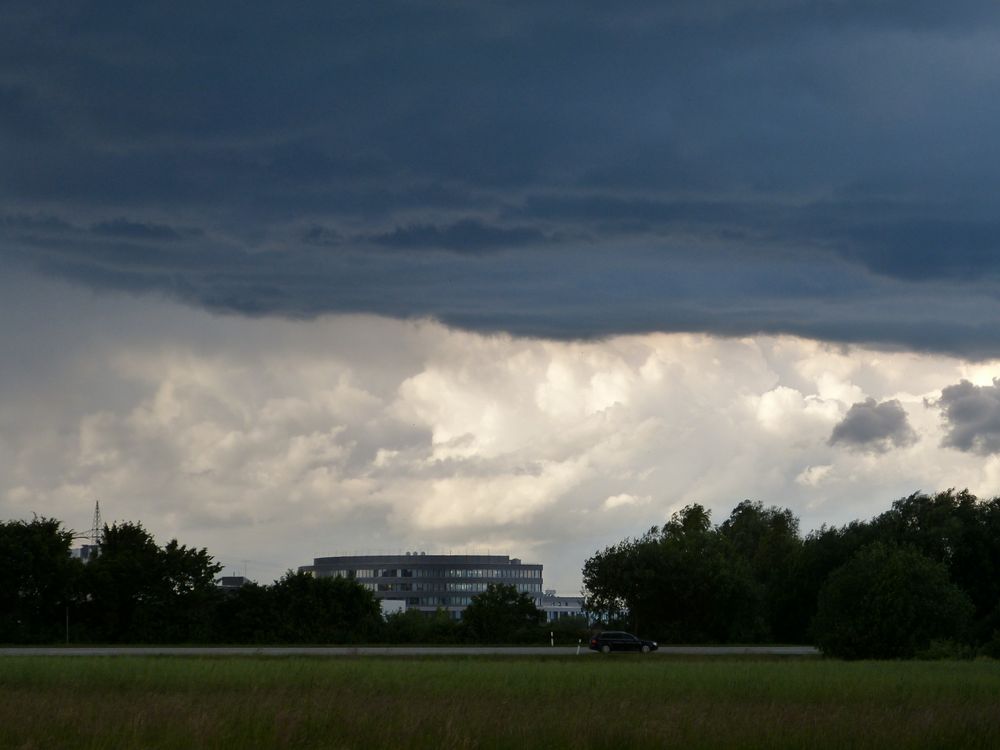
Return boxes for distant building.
[70,544,99,563]
[380,599,407,617]
[298,553,543,619]
[539,590,588,623]
[216,576,249,591]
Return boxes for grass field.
[2,656,999,749]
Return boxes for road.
[0,645,819,657]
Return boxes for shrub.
[813,543,973,659]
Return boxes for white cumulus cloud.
[4,273,1000,591]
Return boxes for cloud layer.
[3,273,1000,591]
[6,3,1000,593]
[3,2,1000,353]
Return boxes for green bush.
[813,543,974,659]
[547,615,591,645]
[978,630,1000,659]
[461,584,544,643]
[915,639,976,660]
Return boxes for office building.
[299,553,543,618]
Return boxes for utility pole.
[90,501,102,546]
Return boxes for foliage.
[5,488,1000,649]
[980,628,1000,659]
[213,581,275,643]
[383,608,432,643]
[78,522,223,643]
[583,490,1000,651]
[547,614,591,645]
[772,518,879,643]
[382,607,461,644]
[267,571,381,643]
[813,543,974,659]
[0,517,80,644]
[718,500,802,641]
[585,504,763,643]
[915,639,977,660]
[871,490,1000,640]
[215,572,382,644]
[461,583,544,643]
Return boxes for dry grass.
[1,656,999,748]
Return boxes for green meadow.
[2,656,999,749]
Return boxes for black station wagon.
[589,631,658,653]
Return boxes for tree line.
[0,518,557,645]
[583,490,1000,658]
[6,489,998,656]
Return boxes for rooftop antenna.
[90,501,103,547]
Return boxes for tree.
[649,505,762,642]
[813,543,974,659]
[0,517,81,644]
[872,490,1000,638]
[80,522,222,642]
[462,584,543,643]
[777,519,880,644]
[583,532,655,628]
[584,505,762,643]
[719,501,802,641]
[382,608,432,644]
[267,571,381,643]
[213,580,275,643]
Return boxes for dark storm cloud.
[91,219,185,242]
[936,380,1000,455]
[368,220,548,253]
[829,398,917,453]
[4,0,1000,353]
[836,221,1000,281]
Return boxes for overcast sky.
[4,1,1000,592]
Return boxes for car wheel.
[601,644,611,654]
[641,644,650,654]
